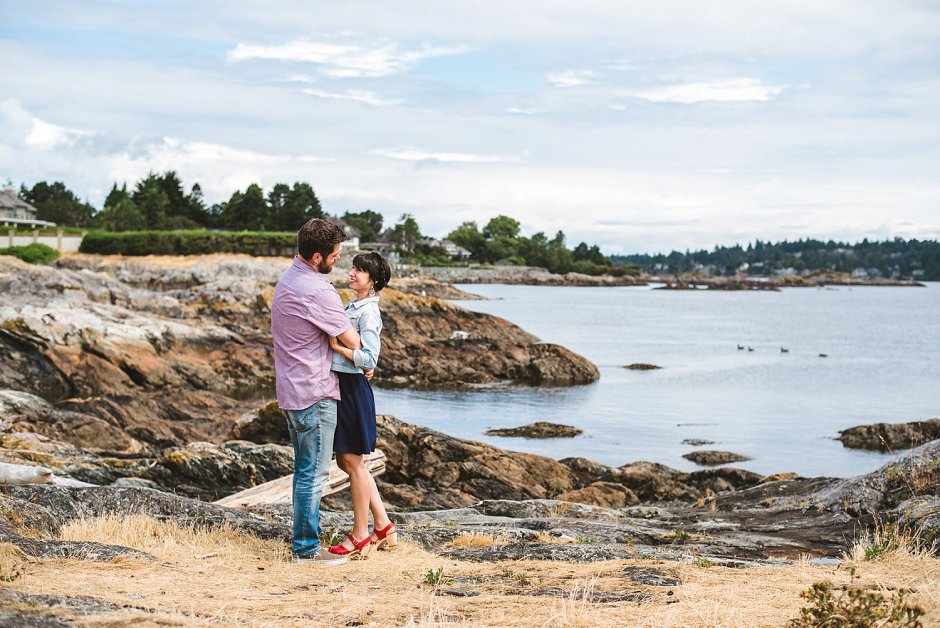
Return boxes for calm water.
[373,282,940,477]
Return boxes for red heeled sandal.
[371,522,398,550]
[328,533,371,559]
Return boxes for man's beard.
[316,259,334,273]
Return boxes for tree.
[132,174,171,229]
[94,198,146,232]
[343,210,384,243]
[20,181,96,227]
[220,184,268,230]
[103,183,131,210]
[267,182,323,231]
[392,213,422,253]
[446,221,485,260]
[483,215,521,240]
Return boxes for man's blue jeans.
[285,398,337,557]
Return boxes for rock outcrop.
[838,418,940,451]
[371,416,763,510]
[484,422,583,438]
[682,450,752,466]
[0,254,598,459]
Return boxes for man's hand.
[364,369,375,381]
[329,336,342,351]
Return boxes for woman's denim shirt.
[331,296,382,374]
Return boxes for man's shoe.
[292,548,348,565]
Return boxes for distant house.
[441,239,471,260]
[325,215,360,250]
[0,185,56,228]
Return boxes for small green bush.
[0,243,60,264]
[423,566,453,586]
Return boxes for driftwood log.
[215,449,386,509]
[0,461,54,485]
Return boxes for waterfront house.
[325,215,360,250]
[0,185,56,228]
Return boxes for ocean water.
[373,282,940,478]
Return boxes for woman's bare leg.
[336,453,371,550]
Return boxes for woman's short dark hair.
[353,252,392,292]
[297,219,346,261]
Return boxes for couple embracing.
[271,218,396,565]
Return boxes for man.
[272,218,362,564]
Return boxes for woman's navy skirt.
[333,372,377,455]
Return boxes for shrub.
[423,566,453,586]
[788,580,925,627]
[79,230,297,257]
[0,243,60,264]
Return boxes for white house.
[0,185,56,228]
[325,215,360,250]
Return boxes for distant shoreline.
[409,264,925,289]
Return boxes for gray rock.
[623,566,681,587]
[2,535,155,562]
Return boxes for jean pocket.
[286,407,315,432]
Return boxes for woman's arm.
[352,309,381,370]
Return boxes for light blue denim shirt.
[330,296,382,374]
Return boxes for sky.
[1,1,938,255]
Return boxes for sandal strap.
[349,533,371,549]
[373,522,396,539]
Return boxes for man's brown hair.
[297,219,346,261]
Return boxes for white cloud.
[548,70,598,88]
[0,98,90,149]
[229,38,470,77]
[370,147,522,163]
[620,78,791,104]
[507,107,547,115]
[302,89,402,107]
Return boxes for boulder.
[230,401,289,444]
[683,450,752,466]
[838,418,940,451]
[485,422,583,438]
[555,482,639,508]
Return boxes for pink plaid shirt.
[271,256,352,410]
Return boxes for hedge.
[79,230,297,256]
[0,243,61,264]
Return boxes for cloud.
[301,89,402,107]
[0,98,91,149]
[507,107,547,115]
[620,78,791,104]
[547,70,598,88]
[370,147,521,163]
[228,38,470,77]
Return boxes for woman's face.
[348,266,373,292]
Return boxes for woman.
[327,251,397,559]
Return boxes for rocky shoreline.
[408,263,925,289]
[1,252,938,624]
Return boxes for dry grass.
[844,519,937,563]
[446,532,507,549]
[0,541,27,582]
[5,515,940,626]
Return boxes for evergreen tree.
[20,181,96,227]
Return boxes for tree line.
[17,175,622,275]
[611,238,940,281]
[18,173,386,241]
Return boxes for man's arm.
[336,326,361,350]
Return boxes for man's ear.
[309,252,323,266]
